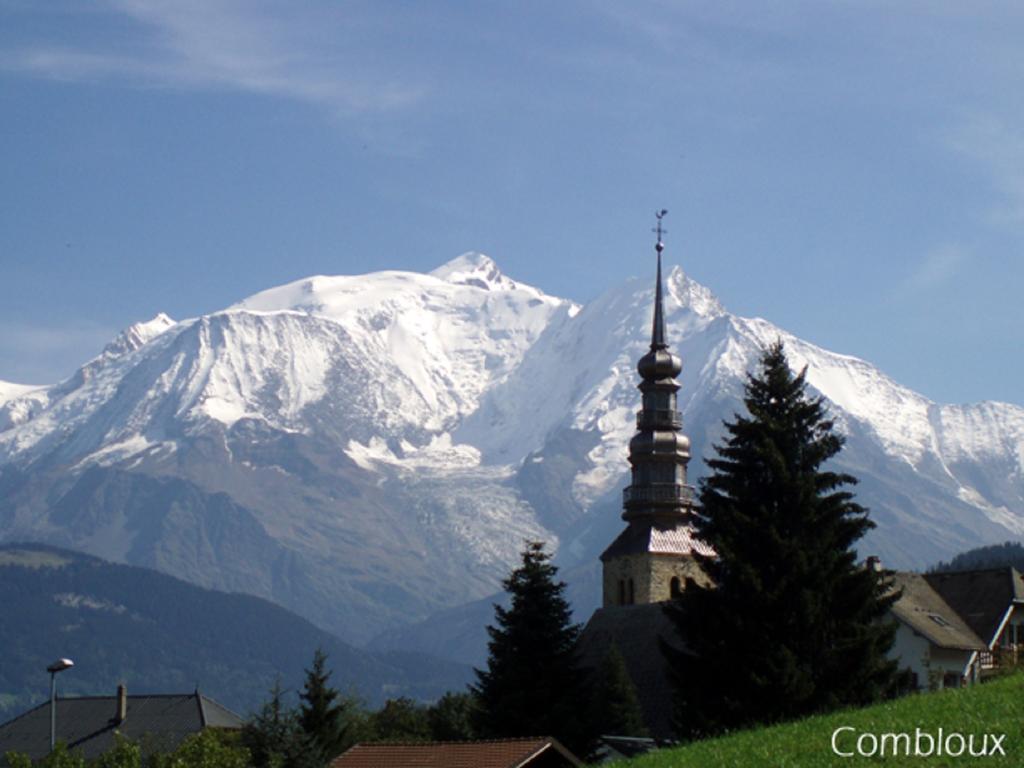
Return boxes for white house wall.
[889,622,975,690]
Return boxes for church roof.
[600,521,714,562]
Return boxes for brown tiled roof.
[600,521,714,561]
[924,568,1024,646]
[329,738,582,768]
[889,572,986,651]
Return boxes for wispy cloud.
[904,244,969,293]
[574,0,803,83]
[0,1,425,115]
[947,113,1024,224]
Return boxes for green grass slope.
[0,543,471,721]
[616,673,1024,767]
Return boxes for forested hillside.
[930,541,1024,573]
[0,544,470,721]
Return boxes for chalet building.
[0,686,242,763]
[887,571,986,690]
[886,567,1024,690]
[924,567,1024,674]
[329,737,582,768]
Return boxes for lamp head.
[47,659,74,674]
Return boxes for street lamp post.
[46,658,74,752]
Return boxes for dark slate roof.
[889,572,986,651]
[329,738,583,768]
[600,521,713,562]
[0,693,242,762]
[591,736,659,762]
[924,568,1024,646]
[578,604,683,740]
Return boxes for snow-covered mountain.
[1,252,1021,647]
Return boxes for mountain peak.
[667,265,725,318]
[103,313,176,357]
[430,252,519,291]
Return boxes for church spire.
[622,212,694,524]
[598,212,711,607]
[651,210,668,350]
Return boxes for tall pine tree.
[427,692,479,741]
[664,341,898,737]
[589,645,648,738]
[243,680,320,768]
[298,649,349,763]
[473,541,589,754]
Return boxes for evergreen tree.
[664,341,898,737]
[473,541,589,754]
[589,645,648,738]
[298,649,349,763]
[368,698,431,742]
[242,681,319,768]
[931,541,1024,573]
[427,692,479,741]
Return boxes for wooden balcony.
[980,645,1022,673]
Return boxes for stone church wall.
[602,553,709,606]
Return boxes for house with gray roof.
[0,685,242,763]
[924,567,1024,673]
[887,571,986,690]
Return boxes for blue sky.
[1,1,1021,405]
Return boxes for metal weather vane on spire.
[653,209,668,252]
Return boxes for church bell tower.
[600,212,712,607]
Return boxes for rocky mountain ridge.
[1,252,1021,651]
